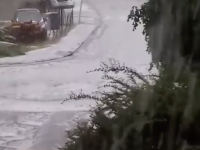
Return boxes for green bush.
[61,59,200,150]
[61,60,148,150]
[0,28,15,42]
[0,27,24,57]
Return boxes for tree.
[127,0,200,148]
[128,0,200,72]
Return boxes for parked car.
[12,8,48,40]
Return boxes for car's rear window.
[17,10,42,22]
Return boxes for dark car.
[13,8,48,39]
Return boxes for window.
[17,10,42,22]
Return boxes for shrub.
[61,59,200,150]
[0,27,15,42]
[61,60,149,150]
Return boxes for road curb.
[0,24,99,67]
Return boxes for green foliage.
[0,28,25,57]
[61,60,149,150]
[128,0,200,71]
[127,0,161,53]
[61,60,200,150]
[0,27,15,42]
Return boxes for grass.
[0,45,26,57]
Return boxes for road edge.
[0,24,97,67]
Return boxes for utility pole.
[78,0,83,24]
